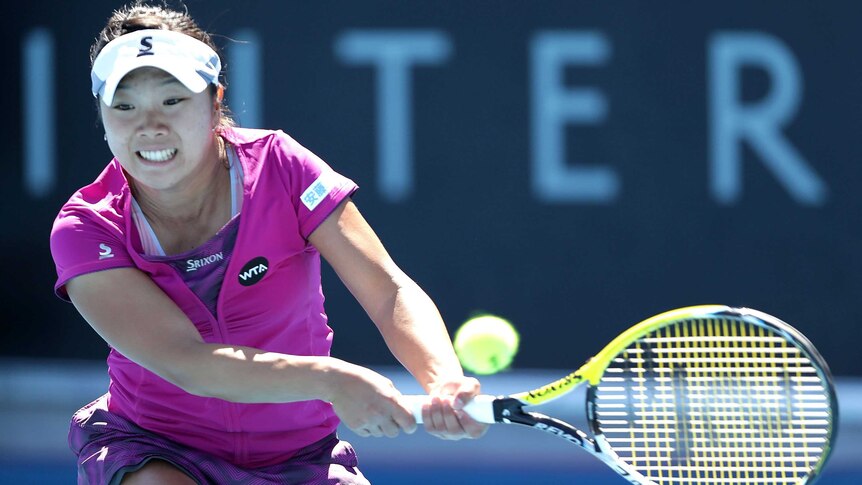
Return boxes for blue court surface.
[1,361,859,484]
[2,462,860,485]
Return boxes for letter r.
[709,31,827,205]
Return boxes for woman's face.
[100,67,219,193]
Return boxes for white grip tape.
[404,394,497,424]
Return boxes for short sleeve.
[273,133,359,238]
[50,207,135,301]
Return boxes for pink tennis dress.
[51,128,365,483]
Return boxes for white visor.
[91,29,221,105]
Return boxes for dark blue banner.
[4,1,861,375]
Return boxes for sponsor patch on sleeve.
[300,172,336,211]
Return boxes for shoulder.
[221,126,280,146]
[50,160,134,299]
[223,127,311,161]
[52,159,130,242]
[223,127,326,182]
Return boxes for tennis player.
[50,2,486,483]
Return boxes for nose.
[137,106,169,138]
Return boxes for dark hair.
[91,1,235,131]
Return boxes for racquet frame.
[414,305,838,485]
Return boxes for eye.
[113,103,133,111]
[164,97,185,106]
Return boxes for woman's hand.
[325,360,417,438]
[309,201,488,440]
[419,376,489,440]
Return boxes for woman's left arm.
[308,198,487,440]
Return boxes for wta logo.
[238,256,268,286]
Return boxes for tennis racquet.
[406,305,838,485]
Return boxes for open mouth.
[137,149,177,162]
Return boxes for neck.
[131,142,232,254]
[135,168,228,224]
[137,172,226,221]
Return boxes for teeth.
[138,149,177,162]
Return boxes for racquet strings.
[592,316,834,485]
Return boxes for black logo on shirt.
[238,256,268,286]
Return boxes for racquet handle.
[403,394,497,424]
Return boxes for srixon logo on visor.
[137,36,154,56]
[238,257,268,286]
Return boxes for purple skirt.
[69,395,369,485]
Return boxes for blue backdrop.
[4,0,861,377]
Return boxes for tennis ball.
[453,314,520,375]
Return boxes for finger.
[440,403,464,435]
[425,396,448,433]
[392,400,418,434]
[380,419,401,438]
[420,400,432,429]
[452,378,482,408]
[455,409,490,439]
[426,397,466,440]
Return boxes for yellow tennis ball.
[453,314,520,375]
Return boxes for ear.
[216,85,225,104]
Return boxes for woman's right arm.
[66,267,417,436]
